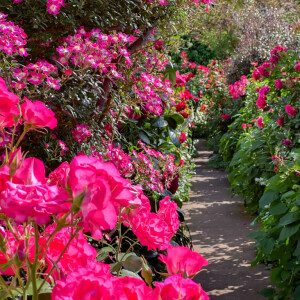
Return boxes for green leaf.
[119,269,143,279]
[279,213,300,226]
[259,288,276,297]
[270,203,288,215]
[259,190,279,208]
[138,131,150,144]
[152,116,168,128]
[279,224,300,241]
[170,113,185,125]
[97,246,115,261]
[260,238,275,255]
[294,285,300,300]
[168,129,180,147]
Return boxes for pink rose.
[159,245,208,278]
[155,275,209,300]
[295,62,300,71]
[285,105,297,116]
[68,155,136,239]
[45,226,97,280]
[222,114,230,120]
[256,97,267,109]
[1,182,69,225]
[283,139,292,146]
[0,77,20,127]
[131,212,173,250]
[49,162,70,188]
[256,117,264,128]
[276,116,284,126]
[21,97,57,129]
[157,197,179,233]
[118,276,159,299]
[275,79,283,89]
[51,264,116,300]
[179,132,187,144]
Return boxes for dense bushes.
[197,47,300,299]
[0,1,217,298]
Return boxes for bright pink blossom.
[45,227,97,280]
[283,139,292,146]
[159,245,208,278]
[155,275,209,300]
[276,116,284,126]
[131,212,174,250]
[222,114,230,120]
[21,97,57,129]
[256,117,264,128]
[285,105,297,116]
[275,79,283,89]
[0,77,20,127]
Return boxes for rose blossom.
[256,117,264,128]
[285,105,297,116]
[157,197,179,233]
[0,182,69,225]
[275,79,283,89]
[159,245,208,278]
[21,97,57,129]
[45,226,97,280]
[155,275,209,300]
[131,212,174,250]
[283,139,292,146]
[276,116,284,126]
[0,77,20,127]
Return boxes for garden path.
[184,139,271,300]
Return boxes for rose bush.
[0,1,212,298]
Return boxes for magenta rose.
[131,212,173,250]
[155,275,209,300]
[157,197,179,233]
[1,182,69,224]
[285,105,297,117]
[159,245,209,278]
[0,77,20,127]
[51,264,118,300]
[21,97,57,129]
[276,116,284,126]
[45,226,97,280]
[275,79,283,90]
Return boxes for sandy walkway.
[184,139,271,300]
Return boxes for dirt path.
[184,139,271,300]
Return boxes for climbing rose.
[275,79,283,89]
[155,275,209,300]
[21,97,57,129]
[285,105,297,116]
[295,62,300,71]
[159,245,208,278]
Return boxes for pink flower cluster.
[12,59,60,90]
[132,140,178,192]
[256,86,270,110]
[133,72,173,116]
[229,75,249,99]
[71,124,91,143]
[0,13,28,56]
[56,29,135,75]
[47,0,65,15]
[96,141,134,178]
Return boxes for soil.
[183,139,271,300]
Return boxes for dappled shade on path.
[184,140,271,300]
